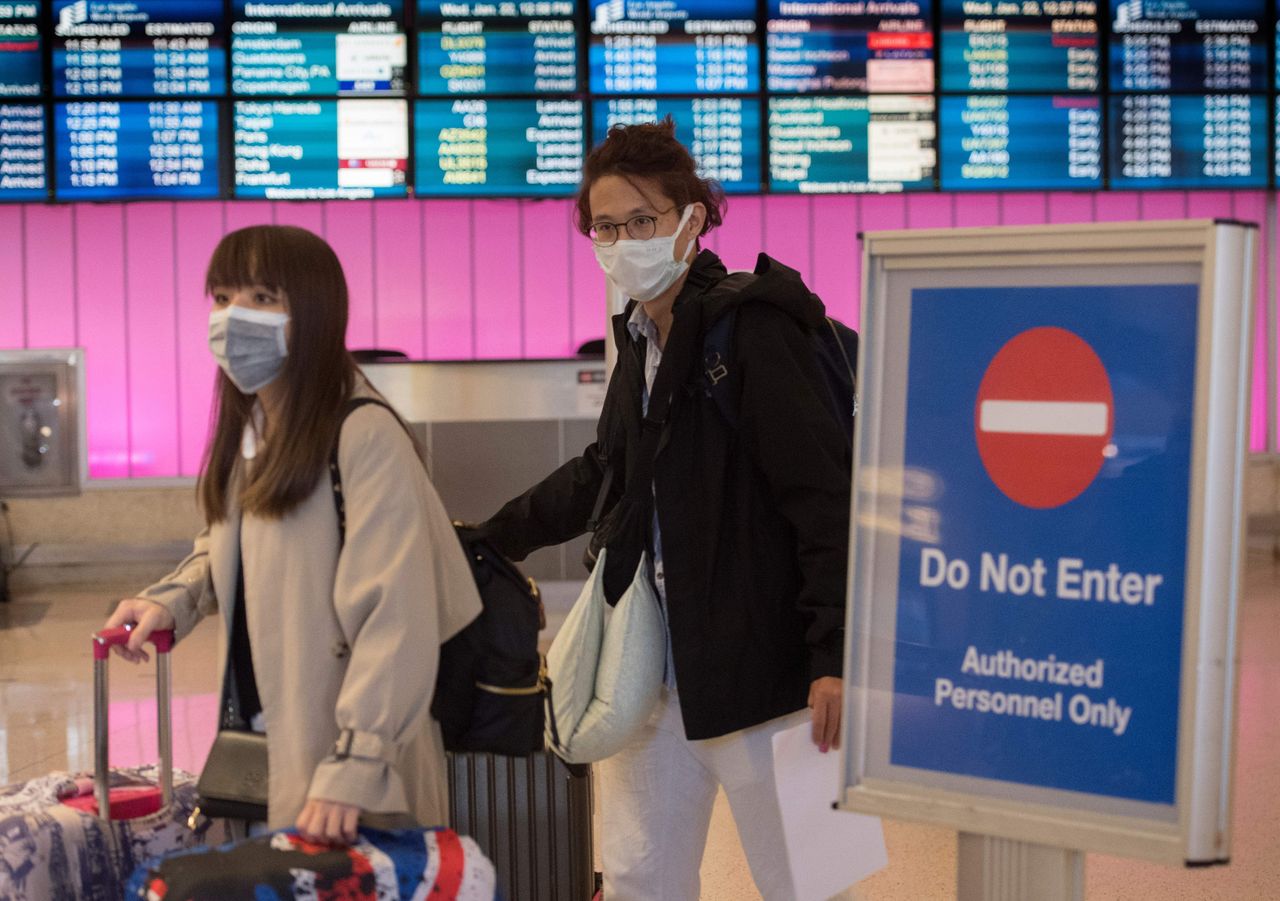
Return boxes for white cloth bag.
[545,548,666,764]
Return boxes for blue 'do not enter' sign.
[889,283,1198,807]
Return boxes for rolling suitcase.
[0,626,206,900]
[446,751,596,901]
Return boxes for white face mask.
[593,206,696,302]
[208,305,289,394]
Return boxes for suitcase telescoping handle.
[92,625,175,821]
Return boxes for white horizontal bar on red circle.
[979,400,1110,437]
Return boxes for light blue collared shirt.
[626,304,678,689]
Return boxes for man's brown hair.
[574,117,727,237]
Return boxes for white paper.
[771,721,888,901]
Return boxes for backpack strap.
[584,463,615,533]
[702,308,740,430]
[329,396,400,546]
[681,254,724,294]
[626,297,704,501]
[698,271,759,430]
[583,296,705,537]
[824,316,857,393]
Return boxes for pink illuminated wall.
[0,192,1274,479]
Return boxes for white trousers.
[599,688,809,901]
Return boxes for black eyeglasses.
[589,208,676,247]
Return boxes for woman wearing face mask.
[472,120,851,899]
[102,225,482,845]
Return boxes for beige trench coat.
[138,398,482,829]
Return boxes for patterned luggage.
[0,626,207,900]
[447,751,596,901]
[124,827,497,900]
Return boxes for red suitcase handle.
[73,625,177,820]
[92,624,175,659]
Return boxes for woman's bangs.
[205,228,286,295]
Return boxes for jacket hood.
[610,249,827,344]
[693,250,827,330]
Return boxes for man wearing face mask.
[472,120,851,900]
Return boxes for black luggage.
[446,751,596,901]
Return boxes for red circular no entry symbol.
[975,327,1114,509]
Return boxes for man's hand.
[808,676,843,753]
[296,799,361,845]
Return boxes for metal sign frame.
[839,220,1253,866]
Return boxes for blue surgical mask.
[208,306,289,394]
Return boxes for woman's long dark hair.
[199,225,357,523]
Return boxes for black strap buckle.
[334,729,354,760]
[705,353,728,386]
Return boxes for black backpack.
[698,257,859,437]
[330,398,549,757]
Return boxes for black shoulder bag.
[192,555,270,825]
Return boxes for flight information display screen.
[234,98,408,198]
[414,97,584,195]
[1108,92,1267,188]
[7,1,1280,199]
[939,94,1102,190]
[418,0,579,95]
[940,0,1099,92]
[0,102,46,199]
[765,0,933,93]
[768,94,935,193]
[52,0,226,97]
[593,97,761,190]
[1275,103,1280,181]
[0,2,42,98]
[231,0,407,96]
[54,100,220,199]
[1109,0,1267,92]
[589,0,759,94]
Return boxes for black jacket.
[477,250,852,740]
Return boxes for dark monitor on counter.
[0,350,86,499]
